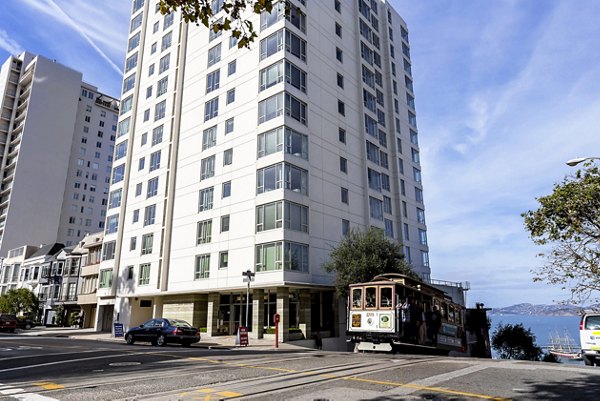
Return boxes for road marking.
[0,388,24,394]
[191,388,242,399]
[217,391,242,397]
[0,352,152,373]
[33,382,65,390]
[179,356,507,401]
[13,393,60,400]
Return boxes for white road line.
[0,388,24,394]
[13,393,60,401]
[0,353,137,373]
[387,363,489,396]
[1,349,112,362]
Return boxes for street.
[1,335,600,400]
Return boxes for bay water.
[489,314,582,364]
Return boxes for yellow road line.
[217,391,242,397]
[184,357,508,401]
[33,382,65,390]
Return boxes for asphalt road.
[1,334,600,400]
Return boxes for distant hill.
[489,303,600,316]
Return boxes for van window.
[585,315,600,330]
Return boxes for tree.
[322,227,415,297]
[0,288,39,316]
[522,165,600,303]
[159,0,296,48]
[492,323,542,361]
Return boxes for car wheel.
[583,355,593,366]
[24,323,31,330]
[156,334,166,347]
[125,334,135,345]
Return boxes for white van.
[580,312,600,366]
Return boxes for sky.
[1,1,599,307]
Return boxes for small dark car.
[0,314,17,332]
[124,318,200,347]
[17,318,35,330]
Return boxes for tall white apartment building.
[101,0,429,341]
[0,52,119,255]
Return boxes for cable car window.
[352,288,362,308]
[365,287,377,308]
[380,287,392,308]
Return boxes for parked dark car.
[0,314,17,333]
[17,318,35,330]
[124,318,200,347]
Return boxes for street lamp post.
[242,269,255,328]
[566,157,600,167]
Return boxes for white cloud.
[0,29,22,54]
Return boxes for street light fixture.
[242,269,255,328]
[566,157,600,167]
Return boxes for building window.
[130,237,137,251]
[255,241,308,272]
[99,269,113,288]
[152,125,163,145]
[194,254,210,279]
[258,93,284,124]
[200,155,215,180]
[109,189,122,209]
[147,177,159,197]
[159,54,170,73]
[260,29,284,60]
[111,165,125,184]
[139,263,151,285]
[199,187,214,211]
[157,76,168,96]
[161,31,172,51]
[222,181,231,198]
[226,88,235,104]
[102,241,116,261]
[228,60,236,76]
[204,97,219,121]
[221,215,230,232]
[421,251,429,267]
[369,197,384,220]
[338,128,346,143]
[336,47,343,62]
[260,2,285,30]
[197,219,212,244]
[384,219,394,238]
[223,148,233,165]
[285,93,307,124]
[335,22,342,37]
[106,214,119,234]
[342,219,349,235]
[202,126,217,150]
[340,157,347,173]
[225,118,234,134]
[337,73,344,88]
[417,208,426,224]
[219,252,228,268]
[334,0,341,12]
[144,204,156,226]
[135,183,143,197]
[257,126,308,159]
[141,233,154,255]
[133,209,140,223]
[338,100,345,116]
[155,100,167,121]
[383,195,392,214]
[341,187,349,204]
[149,151,161,171]
[206,69,220,93]
[419,229,428,245]
[285,61,306,93]
[257,163,308,195]
[256,201,282,232]
[207,44,221,67]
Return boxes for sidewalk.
[17,326,307,351]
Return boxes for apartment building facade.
[0,52,119,256]
[101,0,429,341]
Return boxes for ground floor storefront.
[115,287,340,342]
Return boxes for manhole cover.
[109,362,141,367]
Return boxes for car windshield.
[0,314,16,320]
[169,319,192,327]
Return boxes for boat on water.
[548,330,582,360]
